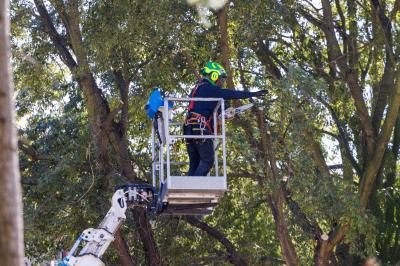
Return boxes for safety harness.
[185,81,213,133]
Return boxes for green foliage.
[11,0,400,264]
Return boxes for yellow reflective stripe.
[203,67,222,75]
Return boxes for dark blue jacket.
[188,79,254,118]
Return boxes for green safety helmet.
[200,61,227,83]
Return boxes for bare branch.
[324,104,362,176]
[328,164,343,170]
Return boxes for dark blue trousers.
[186,139,214,176]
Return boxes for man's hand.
[251,90,268,97]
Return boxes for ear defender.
[211,72,219,82]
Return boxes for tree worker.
[184,61,267,176]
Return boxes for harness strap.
[188,82,207,112]
[185,112,213,132]
[186,81,214,133]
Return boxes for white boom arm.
[61,189,127,266]
[60,185,155,266]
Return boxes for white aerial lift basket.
[151,97,228,215]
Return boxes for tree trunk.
[256,110,300,266]
[113,230,137,266]
[314,241,332,266]
[216,4,234,89]
[0,0,24,264]
[268,193,301,266]
[34,1,163,263]
[133,208,162,266]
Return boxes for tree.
[31,0,164,264]
[0,0,24,264]
[10,0,400,265]
[227,0,400,264]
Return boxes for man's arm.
[202,84,267,100]
[203,85,251,100]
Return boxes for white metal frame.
[151,97,227,193]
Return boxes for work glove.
[251,90,268,97]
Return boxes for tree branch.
[114,70,129,137]
[320,73,400,260]
[334,0,348,57]
[237,49,250,92]
[103,104,123,131]
[370,0,395,137]
[300,0,375,155]
[48,0,72,46]
[322,101,362,176]
[319,0,347,72]
[360,70,400,207]
[304,128,331,177]
[370,0,395,64]
[297,7,327,31]
[256,110,300,266]
[33,0,77,70]
[184,216,247,266]
[181,49,200,79]
[216,3,234,89]
[283,185,323,239]
[18,139,55,161]
[297,83,362,176]
[390,0,400,21]
[252,41,283,80]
